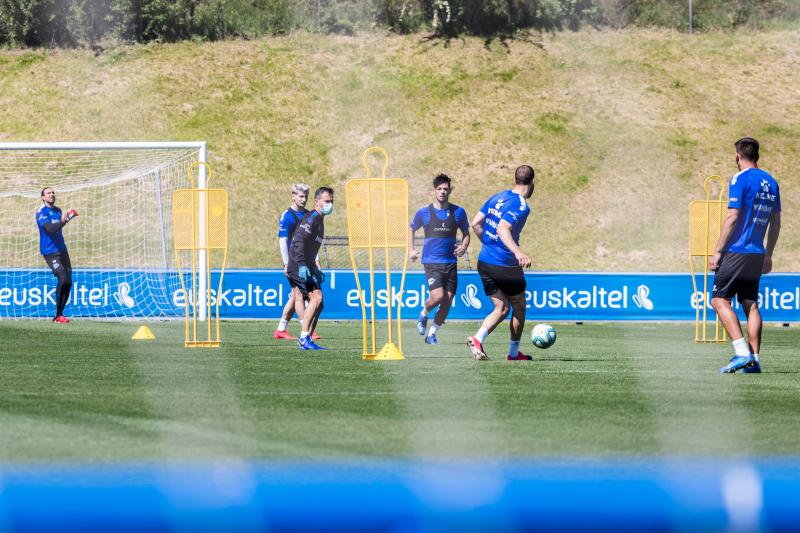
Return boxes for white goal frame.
[0,141,210,320]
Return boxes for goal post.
[0,141,210,319]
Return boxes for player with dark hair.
[711,137,781,374]
[467,165,535,361]
[287,186,334,350]
[36,187,78,323]
[408,173,470,344]
[275,183,320,340]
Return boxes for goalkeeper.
[286,187,334,351]
[36,187,78,323]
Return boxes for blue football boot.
[416,313,428,336]
[719,355,755,374]
[741,359,762,373]
[297,336,314,350]
[425,333,438,345]
[306,339,328,350]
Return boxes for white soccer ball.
[531,323,557,349]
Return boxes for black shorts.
[477,260,526,297]
[712,252,764,303]
[286,269,321,299]
[43,251,72,278]
[423,262,458,293]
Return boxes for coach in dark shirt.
[287,186,334,350]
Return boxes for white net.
[0,144,201,319]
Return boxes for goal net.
[0,142,206,319]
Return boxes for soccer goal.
[0,141,209,319]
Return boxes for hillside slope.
[1,29,798,271]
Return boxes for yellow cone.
[363,342,404,361]
[132,325,156,340]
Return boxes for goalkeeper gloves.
[313,269,325,285]
[65,209,78,221]
[298,266,310,282]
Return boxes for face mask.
[321,202,334,216]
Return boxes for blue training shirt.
[725,168,781,254]
[410,204,469,264]
[278,207,309,246]
[477,190,531,266]
[36,205,67,255]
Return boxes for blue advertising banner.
[1,269,798,321]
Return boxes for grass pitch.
[1,320,799,462]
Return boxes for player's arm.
[40,219,66,235]
[709,208,740,271]
[278,237,290,272]
[454,209,470,257]
[408,210,423,262]
[497,220,531,268]
[408,228,420,262]
[763,212,781,274]
[470,211,486,241]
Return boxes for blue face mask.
[321,202,333,216]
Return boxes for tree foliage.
[0,0,798,47]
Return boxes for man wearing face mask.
[711,137,781,374]
[467,165,535,361]
[287,186,334,350]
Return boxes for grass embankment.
[0,320,799,461]
[1,29,798,270]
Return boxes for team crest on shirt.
[730,176,737,186]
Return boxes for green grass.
[1,319,799,462]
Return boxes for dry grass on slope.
[1,29,797,270]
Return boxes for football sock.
[428,323,441,336]
[277,319,289,332]
[300,331,310,339]
[753,354,760,362]
[475,327,489,344]
[508,340,520,357]
[732,337,750,357]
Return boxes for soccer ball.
[531,323,557,349]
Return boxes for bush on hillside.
[0,0,798,47]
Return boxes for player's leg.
[419,286,443,335]
[427,290,453,345]
[274,285,296,339]
[427,264,457,344]
[59,252,73,319]
[741,298,762,352]
[45,252,70,322]
[739,255,765,372]
[468,261,509,359]
[418,264,442,335]
[291,287,319,339]
[467,292,509,360]
[712,295,755,372]
[298,282,327,350]
[711,296,745,341]
[506,291,532,361]
[711,252,755,373]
